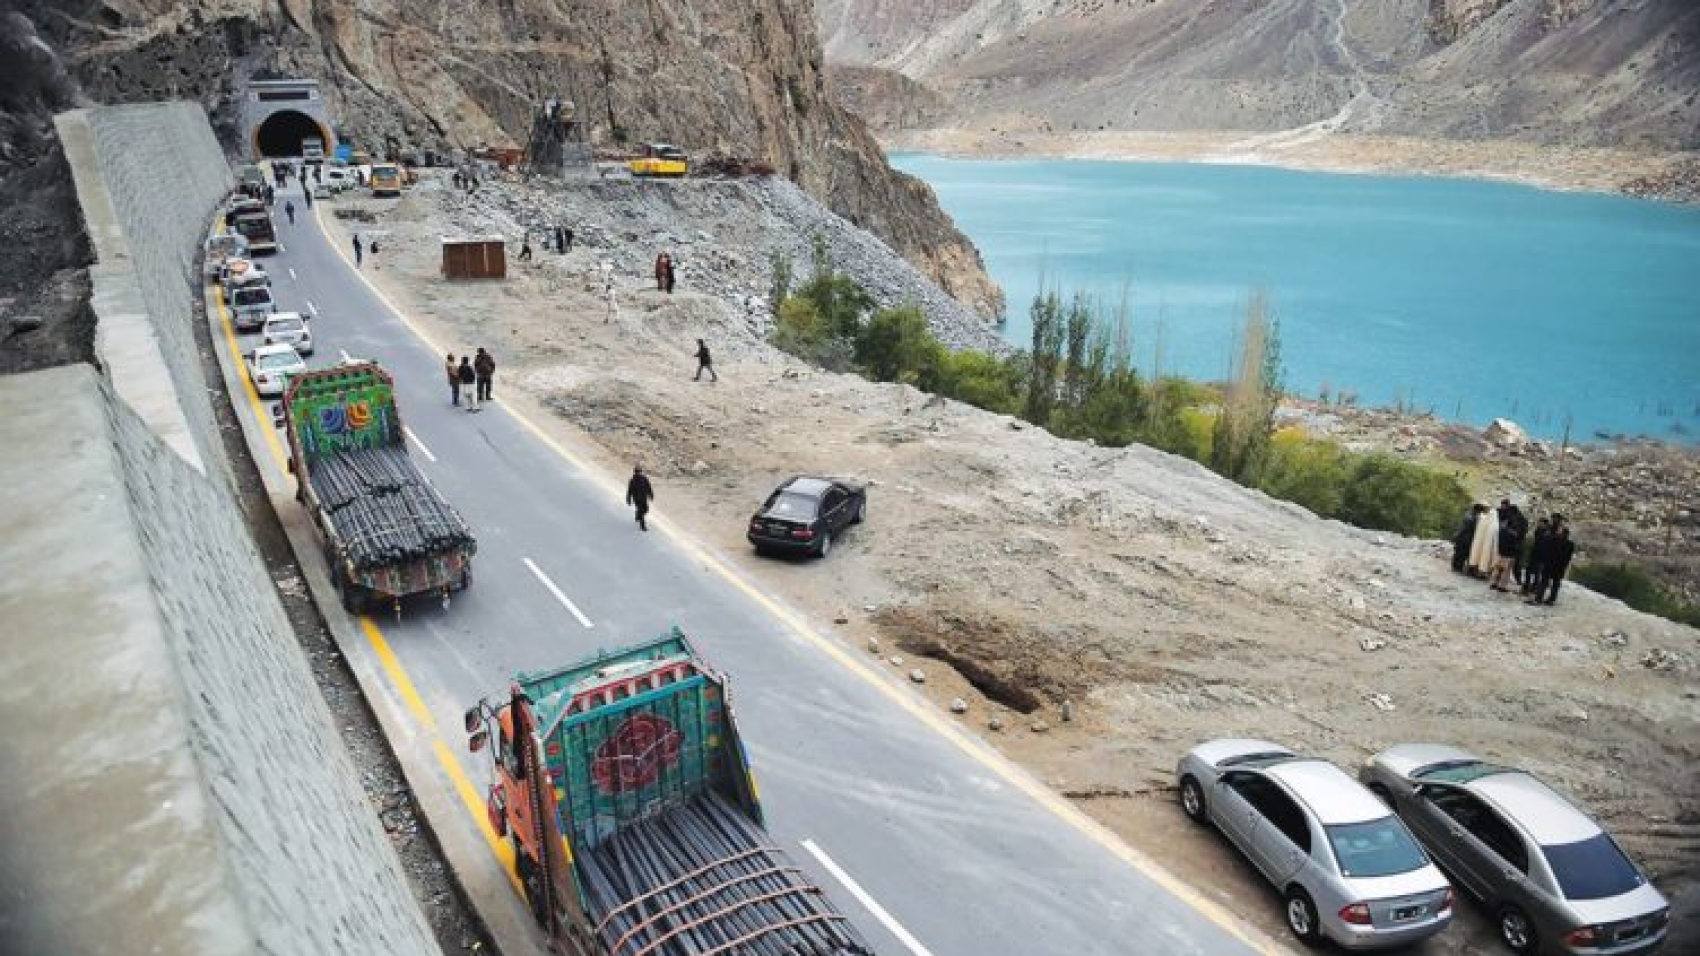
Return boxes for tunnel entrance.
[254,110,326,158]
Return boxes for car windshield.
[765,491,819,520]
[1544,834,1645,901]
[257,352,299,371]
[1412,760,1517,784]
[268,318,304,333]
[1326,818,1429,878]
[233,288,271,306]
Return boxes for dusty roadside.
[320,175,1698,955]
[882,128,1700,203]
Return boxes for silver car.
[1361,744,1670,955]
[1178,739,1454,950]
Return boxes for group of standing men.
[444,348,497,412]
[1452,498,1576,605]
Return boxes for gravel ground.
[407,169,1009,353]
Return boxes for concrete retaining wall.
[0,105,442,955]
[55,103,234,475]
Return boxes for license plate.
[1392,906,1420,921]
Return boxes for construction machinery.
[628,143,688,178]
[465,629,873,956]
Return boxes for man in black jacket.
[626,465,655,531]
[1530,523,1577,606]
[1521,517,1552,595]
[473,347,496,402]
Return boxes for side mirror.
[463,703,483,734]
[1412,784,1433,800]
[468,729,489,753]
[270,403,285,429]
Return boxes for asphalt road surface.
[238,191,1283,956]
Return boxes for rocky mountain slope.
[4,0,1001,317]
[819,0,1700,150]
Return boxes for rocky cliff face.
[10,0,1002,316]
[821,0,1700,151]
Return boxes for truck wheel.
[340,576,368,614]
[515,851,548,927]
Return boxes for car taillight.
[1562,926,1599,946]
[791,528,815,540]
[1338,903,1373,926]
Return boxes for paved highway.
[230,187,1283,956]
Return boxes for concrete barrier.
[0,105,443,955]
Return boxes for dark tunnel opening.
[254,110,325,158]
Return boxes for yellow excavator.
[628,142,688,178]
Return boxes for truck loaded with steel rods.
[283,361,475,614]
[465,629,874,956]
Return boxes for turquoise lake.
[891,155,1700,442]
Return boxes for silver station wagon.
[1362,743,1670,955]
[1178,739,1454,950]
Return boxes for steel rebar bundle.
[310,446,474,570]
[582,794,875,956]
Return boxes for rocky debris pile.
[1621,159,1700,206]
[430,174,1009,354]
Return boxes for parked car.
[202,233,250,279]
[746,476,865,558]
[228,282,276,333]
[1361,744,1670,955]
[247,343,306,398]
[261,312,313,356]
[323,167,354,192]
[312,181,334,200]
[1177,739,1454,950]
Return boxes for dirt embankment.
[325,173,1700,955]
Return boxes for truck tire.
[340,574,368,614]
[515,850,548,927]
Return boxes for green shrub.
[771,297,854,371]
[1258,432,1350,518]
[936,350,1023,415]
[855,305,942,386]
[1336,452,1470,539]
[1571,563,1700,627]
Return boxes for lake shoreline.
[881,129,1700,205]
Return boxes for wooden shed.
[440,237,507,280]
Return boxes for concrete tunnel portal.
[255,109,327,158]
[244,78,336,159]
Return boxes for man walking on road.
[284,200,295,225]
[693,339,717,382]
[352,234,364,268]
[445,352,461,406]
[458,356,480,412]
[626,465,655,531]
[473,347,495,402]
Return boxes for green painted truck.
[282,361,475,613]
[466,629,873,956]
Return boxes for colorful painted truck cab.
[282,361,475,613]
[466,629,874,956]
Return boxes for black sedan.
[747,476,866,558]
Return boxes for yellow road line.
[359,616,438,729]
[210,280,290,466]
[310,204,1286,954]
[436,738,522,893]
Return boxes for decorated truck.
[465,629,874,956]
[282,361,475,613]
